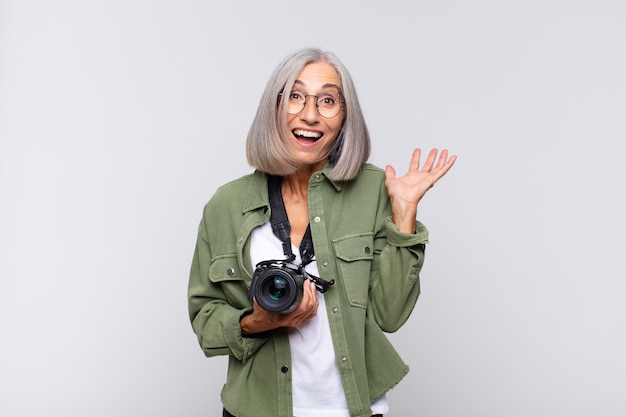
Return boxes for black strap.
[268,175,314,266]
[266,175,334,293]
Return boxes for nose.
[300,95,319,121]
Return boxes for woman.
[188,47,456,417]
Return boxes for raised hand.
[384,148,457,233]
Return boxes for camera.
[248,256,334,314]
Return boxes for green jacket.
[188,163,428,417]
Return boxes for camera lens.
[269,276,288,300]
[250,267,303,313]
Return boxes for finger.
[435,149,449,169]
[434,151,456,174]
[421,148,438,172]
[432,153,457,183]
[307,281,318,307]
[303,280,314,301]
[408,148,422,172]
[300,281,317,310]
[384,164,396,181]
[307,282,319,315]
[430,149,448,176]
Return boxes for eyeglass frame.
[278,90,345,119]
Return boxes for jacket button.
[364,246,371,254]
[226,268,234,276]
[340,356,347,363]
[281,366,289,373]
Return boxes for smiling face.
[284,61,344,173]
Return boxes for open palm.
[384,148,457,233]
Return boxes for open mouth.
[292,129,322,143]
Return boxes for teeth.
[293,129,322,139]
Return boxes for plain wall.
[1,1,625,416]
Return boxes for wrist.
[240,310,277,335]
[391,205,417,234]
[240,313,257,336]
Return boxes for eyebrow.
[293,80,342,91]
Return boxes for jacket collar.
[319,162,343,191]
[242,164,343,214]
[242,171,269,214]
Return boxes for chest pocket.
[209,254,250,309]
[333,233,374,309]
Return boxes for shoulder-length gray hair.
[246,48,370,181]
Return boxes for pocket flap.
[209,255,243,283]
[333,233,374,262]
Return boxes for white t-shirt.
[250,222,388,417]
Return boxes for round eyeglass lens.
[285,91,343,118]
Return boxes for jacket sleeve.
[188,211,268,363]
[367,180,428,333]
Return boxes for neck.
[281,171,310,199]
[281,160,326,197]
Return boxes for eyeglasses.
[279,90,344,119]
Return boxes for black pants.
[223,409,382,417]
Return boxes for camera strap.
[267,175,315,266]
[264,175,334,294]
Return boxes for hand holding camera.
[241,276,320,335]
[248,255,334,313]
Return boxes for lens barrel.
[249,266,304,313]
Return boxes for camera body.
[248,259,306,313]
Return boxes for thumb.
[384,165,396,181]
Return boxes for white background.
[1,1,625,416]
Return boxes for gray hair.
[246,48,371,181]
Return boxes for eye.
[289,91,305,101]
[318,94,338,107]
